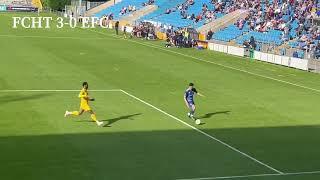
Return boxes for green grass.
[1,12,320,180]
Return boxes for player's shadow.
[102,113,142,127]
[198,111,230,119]
[0,93,52,105]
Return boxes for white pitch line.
[176,170,320,180]
[120,89,283,174]
[89,29,320,94]
[0,89,122,92]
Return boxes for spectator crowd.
[232,0,320,57]
[99,0,320,58]
[165,28,198,48]
[131,22,157,40]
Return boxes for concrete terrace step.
[121,5,158,25]
[85,0,122,17]
[197,9,248,34]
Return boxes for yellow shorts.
[80,104,91,111]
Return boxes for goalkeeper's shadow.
[102,113,142,127]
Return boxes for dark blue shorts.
[188,101,195,108]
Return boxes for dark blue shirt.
[185,88,197,103]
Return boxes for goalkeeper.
[64,82,103,126]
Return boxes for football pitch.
[1,13,320,180]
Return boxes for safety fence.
[208,42,309,71]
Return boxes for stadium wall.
[208,42,310,71]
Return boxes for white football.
[195,119,201,125]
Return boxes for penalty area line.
[0,89,122,92]
[119,89,283,174]
[176,170,320,180]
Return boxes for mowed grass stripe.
[0,88,283,173]
[121,90,283,174]
[0,91,272,179]
[88,28,320,94]
[177,170,320,180]
[1,13,320,179]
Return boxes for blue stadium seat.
[94,0,160,20]
[140,0,224,28]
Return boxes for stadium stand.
[0,0,39,11]
[94,0,157,20]
[90,0,320,59]
[85,0,122,17]
[139,0,186,26]
[141,0,222,28]
[210,0,320,58]
[197,9,248,34]
[93,0,229,29]
[1,0,43,10]
[212,24,249,42]
[120,5,158,25]
[143,0,218,28]
[0,0,32,6]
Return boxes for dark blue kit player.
[184,83,204,122]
